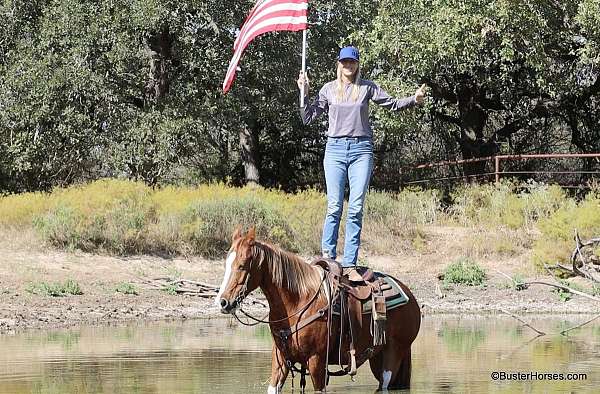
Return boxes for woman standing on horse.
[297,46,426,270]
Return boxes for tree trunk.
[145,26,172,103]
[240,121,260,186]
[456,84,497,178]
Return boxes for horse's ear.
[246,226,256,245]
[232,226,242,242]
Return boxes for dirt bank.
[1,227,598,333]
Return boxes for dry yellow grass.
[0,179,597,271]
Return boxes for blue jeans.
[322,136,373,267]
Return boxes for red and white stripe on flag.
[223,0,308,93]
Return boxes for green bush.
[115,282,138,295]
[511,273,526,291]
[30,180,158,254]
[449,180,569,229]
[443,258,486,286]
[3,178,594,264]
[26,279,83,297]
[362,188,439,254]
[33,205,83,250]
[532,194,600,269]
[182,196,296,257]
[365,188,440,225]
[163,283,178,295]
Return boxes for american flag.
[222,0,308,93]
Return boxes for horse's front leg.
[268,344,289,394]
[307,353,327,392]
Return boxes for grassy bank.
[1,179,599,270]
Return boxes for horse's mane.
[252,241,323,298]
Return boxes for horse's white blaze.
[382,370,392,389]
[215,251,236,306]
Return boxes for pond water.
[0,315,598,393]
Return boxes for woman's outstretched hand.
[415,84,427,104]
[297,72,309,96]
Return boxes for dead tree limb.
[500,309,546,336]
[499,335,544,360]
[571,230,600,283]
[139,277,268,307]
[526,280,600,303]
[560,314,600,336]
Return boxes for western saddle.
[309,257,402,376]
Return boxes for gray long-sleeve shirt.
[301,79,416,138]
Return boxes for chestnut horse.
[215,228,421,392]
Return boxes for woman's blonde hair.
[335,62,361,103]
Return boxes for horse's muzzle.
[220,298,234,314]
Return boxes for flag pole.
[300,29,307,108]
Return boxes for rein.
[232,272,328,327]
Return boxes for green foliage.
[443,258,487,286]
[511,274,526,291]
[115,282,138,295]
[32,180,157,254]
[3,179,323,256]
[532,194,600,268]
[353,0,600,178]
[33,205,83,250]
[439,326,486,354]
[366,188,440,225]
[0,0,380,192]
[576,0,600,65]
[450,181,569,229]
[163,283,178,295]
[0,0,599,195]
[26,279,83,297]
[553,280,574,302]
[1,178,597,269]
[362,188,439,254]
[1,0,599,193]
[183,196,296,257]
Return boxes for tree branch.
[500,309,546,336]
[560,314,600,336]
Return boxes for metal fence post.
[495,156,501,183]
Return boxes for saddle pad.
[331,273,410,316]
[360,274,409,315]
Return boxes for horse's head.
[215,226,263,314]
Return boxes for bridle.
[233,274,327,326]
[228,254,328,327]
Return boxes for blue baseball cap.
[338,46,359,61]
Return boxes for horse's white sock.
[267,384,281,394]
[382,370,392,389]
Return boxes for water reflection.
[0,315,598,393]
[438,325,486,354]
